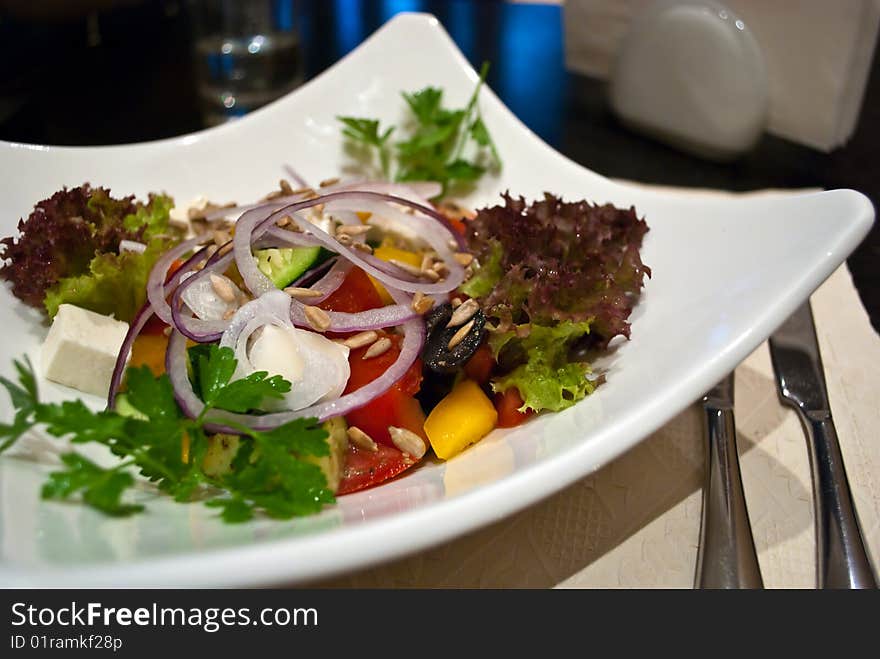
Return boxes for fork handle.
[696,406,764,588]
[799,411,877,588]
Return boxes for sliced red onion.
[282,164,309,189]
[106,301,153,410]
[179,271,242,322]
[235,191,465,293]
[288,256,339,288]
[289,297,417,332]
[145,236,207,324]
[169,250,236,342]
[232,204,289,297]
[293,257,352,304]
[165,287,425,432]
[219,290,297,381]
[258,226,325,249]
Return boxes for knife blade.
[695,372,763,588]
[768,300,877,588]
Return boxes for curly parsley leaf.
[196,344,290,413]
[338,61,500,194]
[42,453,143,517]
[0,348,332,522]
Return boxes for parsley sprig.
[338,62,501,194]
[0,346,333,523]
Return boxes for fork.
[695,371,764,588]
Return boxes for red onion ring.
[145,236,208,324]
[165,287,425,433]
[233,192,465,297]
[168,250,236,342]
[107,242,214,409]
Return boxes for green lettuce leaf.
[44,238,176,323]
[121,193,175,238]
[491,320,596,413]
[458,239,503,299]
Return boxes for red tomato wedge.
[337,443,416,495]
[317,266,384,314]
[463,342,495,385]
[343,332,427,447]
[494,388,534,428]
[316,266,429,493]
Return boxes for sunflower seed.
[421,268,441,282]
[388,426,426,459]
[217,241,234,257]
[447,298,479,328]
[320,177,340,188]
[343,330,378,349]
[336,224,371,236]
[347,426,378,453]
[290,187,314,197]
[352,242,373,254]
[454,252,474,266]
[212,229,231,246]
[451,297,463,308]
[284,286,324,301]
[420,253,434,273]
[411,292,434,314]
[275,215,291,228]
[430,261,449,278]
[362,337,392,359]
[304,305,331,332]
[263,190,283,201]
[209,274,237,303]
[279,179,294,195]
[447,318,475,349]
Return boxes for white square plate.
[0,14,873,586]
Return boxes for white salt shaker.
[609,0,769,161]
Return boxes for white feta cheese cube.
[41,304,130,397]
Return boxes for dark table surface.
[1,0,877,333]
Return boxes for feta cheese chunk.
[41,304,130,397]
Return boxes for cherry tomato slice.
[317,267,383,314]
[494,388,534,428]
[337,443,416,495]
[343,333,427,446]
[463,342,495,385]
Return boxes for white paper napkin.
[563,0,880,151]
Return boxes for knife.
[768,300,877,588]
[695,372,764,588]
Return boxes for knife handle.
[696,406,764,588]
[800,411,877,588]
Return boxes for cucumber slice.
[113,393,148,421]
[255,246,323,289]
[201,418,349,492]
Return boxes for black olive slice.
[422,303,486,374]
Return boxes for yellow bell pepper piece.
[370,244,423,304]
[424,379,498,460]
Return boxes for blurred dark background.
[0,0,877,332]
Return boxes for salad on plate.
[0,78,650,523]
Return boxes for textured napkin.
[316,188,879,588]
[563,0,880,151]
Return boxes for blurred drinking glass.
[190,0,303,126]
